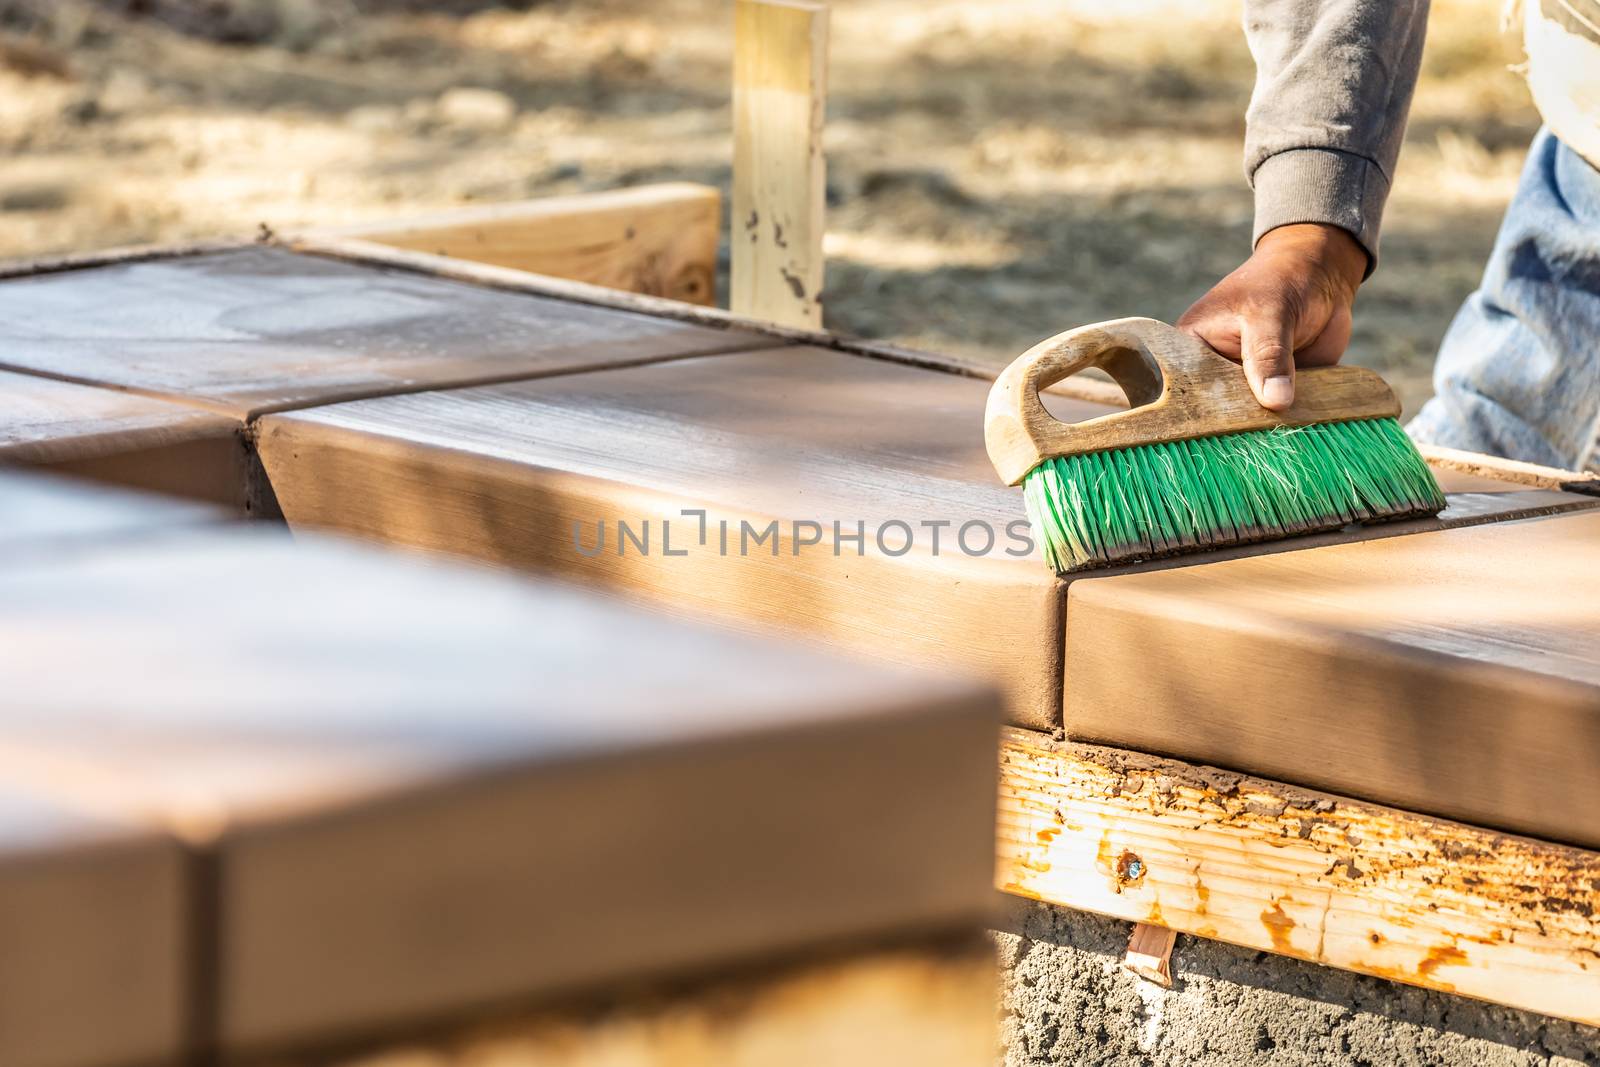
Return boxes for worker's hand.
[1176,223,1369,411]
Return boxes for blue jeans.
[1407,127,1600,470]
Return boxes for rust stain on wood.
[1261,900,1296,954]
[995,728,1600,1028]
[1417,944,1469,982]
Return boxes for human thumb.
[1239,313,1295,410]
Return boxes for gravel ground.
[0,0,1540,413]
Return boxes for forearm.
[1243,0,1430,270]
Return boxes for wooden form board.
[732,0,828,328]
[254,346,1599,730]
[1420,442,1600,494]
[0,246,768,419]
[998,729,1600,1029]
[1062,508,1600,850]
[0,526,997,1057]
[0,786,187,1067]
[0,369,248,507]
[318,184,721,306]
[255,346,1087,728]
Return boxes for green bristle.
[1022,417,1447,574]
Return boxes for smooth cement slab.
[0,369,247,506]
[0,524,997,1057]
[256,346,1599,730]
[255,346,1104,727]
[1063,509,1600,848]
[0,246,767,418]
[0,786,186,1067]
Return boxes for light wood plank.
[0,246,767,418]
[1419,442,1600,494]
[731,0,828,328]
[1062,508,1600,849]
[998,728,1600,1028]
[0,528,997,1055]
[0,786,187,1067]
[318,184,721,306]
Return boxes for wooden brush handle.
[984,317,1401,485]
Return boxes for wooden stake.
[732,0,828,329]
[1123,923,1176,988]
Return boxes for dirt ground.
[0,0,1538,413]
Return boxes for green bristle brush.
[984,317,1447,574]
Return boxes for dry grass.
[0,0,1536,411]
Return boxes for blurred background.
[0,0,1535,413]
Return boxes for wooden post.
[731,0,827,329]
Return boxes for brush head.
[1021,416,1446,573]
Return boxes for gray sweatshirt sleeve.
[1244,0,1430,270]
